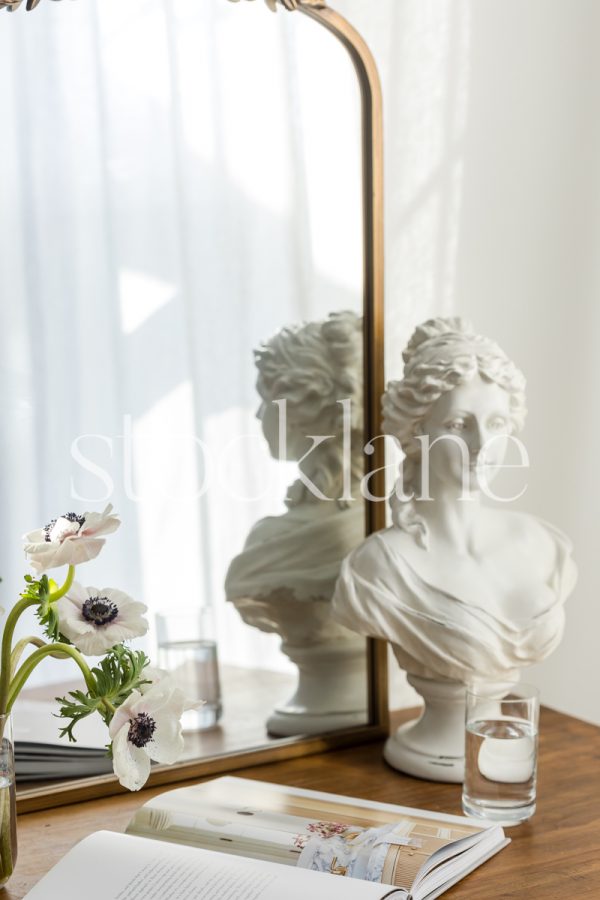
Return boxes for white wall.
[333,0,600,724]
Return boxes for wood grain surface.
[6,706,600,899]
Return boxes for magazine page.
[127,776,504,894]
[24,831,406,900]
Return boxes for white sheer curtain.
[0,0,362,684]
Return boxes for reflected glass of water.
[462,682,539,825]
[155,609,222,731]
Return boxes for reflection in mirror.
[225,312,367,735]
[0,0,370,796]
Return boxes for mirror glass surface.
[0,0,370,793]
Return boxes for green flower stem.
[0,778,14,885]
[48,564,75,603]
[6,642,96,714]
[0,596,39,717]
[9,636,68,678]
[0,565,80,884]
[0,565,76,716]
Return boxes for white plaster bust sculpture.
[332,317,577,781]
[225,311,368,736]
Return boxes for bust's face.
[257,399,307,461]
[418,373,512,495]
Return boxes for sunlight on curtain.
[382,0,471,378]
[0,0,362,683]
[119,270,176,335]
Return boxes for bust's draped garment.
[225,503,365,644]
[332,520,576,682]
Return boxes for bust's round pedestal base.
[266,639,368,738]
[383,675,466,783]
[384,723,464,783]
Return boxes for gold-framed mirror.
[1,0,387,814]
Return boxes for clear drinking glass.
[462,682,539,825]
[155,609,222,731]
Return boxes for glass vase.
[0,715,17,886]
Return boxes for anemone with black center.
[128,712,157,748]
[43,511,86,542]
[81,596,119,627]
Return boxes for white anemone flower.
[23,504,120,574]
[138,666,169,691]
[55,583,149,656]
[109,679,188,791]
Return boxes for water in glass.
[463,717,537,824]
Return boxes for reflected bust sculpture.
[225,311,368,736]
[333,317,577,781]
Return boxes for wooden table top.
[6,706,600,899]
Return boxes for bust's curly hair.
[383,317,527,545]
[255,311,363,507]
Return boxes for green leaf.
[89,645,151,709]
[31,575,71,645]
[54,691,103,742]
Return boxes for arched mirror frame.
[15,0,388,814]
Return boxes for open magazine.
[26,776,509,899]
